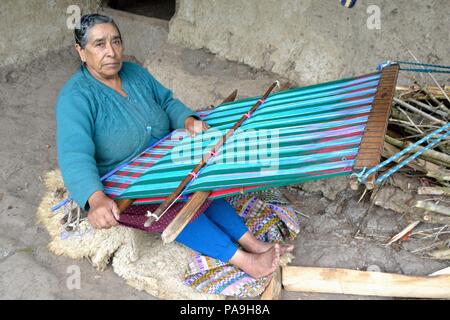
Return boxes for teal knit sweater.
[55,62,196,209]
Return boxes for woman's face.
[76,23,124,79]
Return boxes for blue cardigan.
[55,62,196,209]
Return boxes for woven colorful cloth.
[119,200,213,233]
[183,195,300,298]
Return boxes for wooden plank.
[355,153,384,160]
[359,145,381,155]
[359,131,388,138]
[354,65,399,177]
[365,121,391,127]
[282,266,450,299]
[261,267,282,300]
[354,160,380,168]
[359,137,388,143]
[366,113,392,120]
[358,141,384,148]
[358,142,384,149]
[162,191,211,243]
[354,158,381,165]
[369,109,394,115]
[358,144,383,150]
[364,124,388,129]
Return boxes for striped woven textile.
[183,195,300,297]
[102,108,216,199]
[112,72,382,204]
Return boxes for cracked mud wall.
[0,0,101,68]
[169,0,450,84]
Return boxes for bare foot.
[244,241,274,254]
[238,232,274,254]
[229,245,281,279]
[280,243,295,255]
[238,232,295,255]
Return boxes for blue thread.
[396,61,450,69]
[399,67,450,74]
[375,128,450,184]
[394,60,450,74]
[357,123,450,186]
[351,167,367,183]
[377,61,395,71]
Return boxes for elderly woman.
[56,14,291,279]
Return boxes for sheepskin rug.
[37,170,223,300]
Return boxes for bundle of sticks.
[385,81,450,186]
[375,80,450,259]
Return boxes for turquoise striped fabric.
[117,72,381,202]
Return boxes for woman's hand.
[184,116,210,137]
[87,191,120,229]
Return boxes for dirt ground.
[0,40,448,300]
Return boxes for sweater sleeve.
[55,93,104,210]
[139,66,198,129]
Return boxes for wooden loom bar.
[159,84,280,241]
[261,267,282,300]
[115,89,238,214]
[161,191,210,243]
[352,64,400,189]
[143,81,278,229]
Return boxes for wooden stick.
[381,142,450,181]
[260,267,282,300]
[115,89,238,215]
[407,98,448,119]
[407,49,450,105]
[424,87,450,113]
[415,200,450,216]
[222,89,238,104]
[425,85,450,99]
[161,191,210,243]
[116,198,134,213]
[393,98,446,125]
[385,135,450,167]
[418,186,450,196]
[282,265,450,298]
[385,221,420,246]
[409,211,450,225]
[144,81,279,227]
[394,106,424,134]
[390,108,413,123]
[428,249,450,260]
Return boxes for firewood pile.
[371,79,450,260]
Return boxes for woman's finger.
[103,212,117,228]
[87,212,99,229]
[99,206,118,228]
[96,216,109,229]
[111,201,121,221]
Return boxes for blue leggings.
[175,198,248,262]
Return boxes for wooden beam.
[115,89,239,217]
[354,64,399,170]
[161,191,210,243]
[282,266,450,299]
[260,267,282,300]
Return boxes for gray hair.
[74,14,121,49]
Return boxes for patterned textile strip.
[103,108,214,198]
[183,195,300,297]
